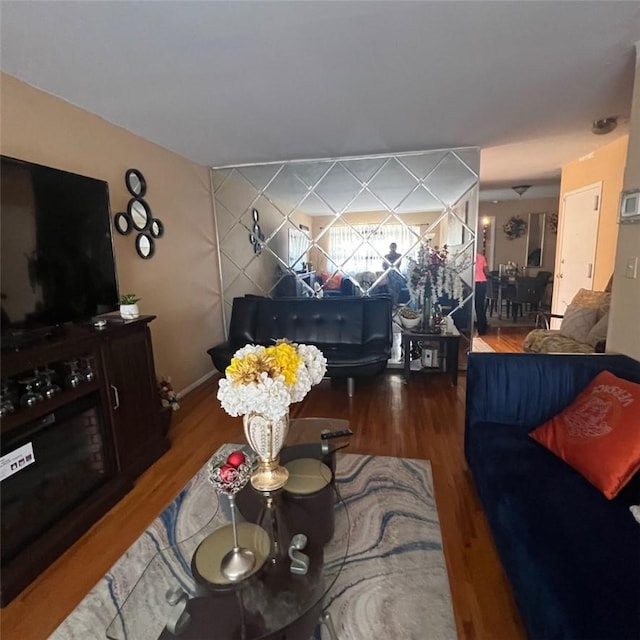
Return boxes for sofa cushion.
[559,304,598,343]
[584,293,611,347]
[530,371,640,499]
[596,291,611,318]
[254,298,364,346]
[572,288,606,309]
[585,312,609,348]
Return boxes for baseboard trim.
[177,370,217,399]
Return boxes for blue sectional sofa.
[465,352,640,640]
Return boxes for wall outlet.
[625,256,638,279]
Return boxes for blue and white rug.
[52,448,456,639]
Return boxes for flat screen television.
[1,156,119,338]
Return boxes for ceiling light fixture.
[591,116,618,135]
[512,185,531,197]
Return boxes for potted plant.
[119,293,140,320]
[398,306,421,329]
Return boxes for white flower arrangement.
[217,341,327,422]
[406,241,470,311]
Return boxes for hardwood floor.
[1,362,526,640]
[481,326,530,353]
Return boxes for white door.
[551,183,601,324]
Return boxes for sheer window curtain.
[288,228,309,268]
[328,224,420,274]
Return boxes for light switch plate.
[619,189,640,223]
[625,256,638,279]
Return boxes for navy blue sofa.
[465,352,640,640]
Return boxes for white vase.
[243,411,290,492]
[120,303,139,320]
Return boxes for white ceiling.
[1,1,639,201]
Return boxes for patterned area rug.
[52,448,456,640]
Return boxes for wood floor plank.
[1,360,525,640]
[481,326,530,353]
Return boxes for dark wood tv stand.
[0,315,170,606]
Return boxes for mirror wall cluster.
[114,169,165,259]
[212,148,480,355]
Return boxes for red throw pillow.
[529,370,640,499]
[322,271,342,290]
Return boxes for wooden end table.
[402,329,460,386]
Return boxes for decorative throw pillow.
[572,288,605,309]
[597,292,611,319]
[585,312,609,348]
[559,304,598,343]
[321,271,342,290]
[530,371,640,499]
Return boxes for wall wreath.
[503,215,527,240]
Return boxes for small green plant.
[399,306,420,319]
[119,293,140,305]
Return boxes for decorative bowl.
[400,315,421,330]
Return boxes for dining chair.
[485,275,498,316]
[536,270,553,285]
[510,277,547,321]
[486,274,510,318]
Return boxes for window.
[327,224,420,274]
[287,227,309,268]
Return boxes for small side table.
[402,329,460,386]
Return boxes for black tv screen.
[1,156,119,335]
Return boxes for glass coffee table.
[105,418,351,640]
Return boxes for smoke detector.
[591,116,618,135]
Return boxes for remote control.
[320,429,353,440]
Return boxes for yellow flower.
[266,343,301,386]
[227,352,278,385]
[225,343,302,387]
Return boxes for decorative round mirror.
[135,233,155,259]
[125,169,147,198]
[127,198,151,231]
[149,218,164,238]
[114,211,132,235]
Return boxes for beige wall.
[0,73,224,392]
[608,48,640,359]
[558,135,628,290]
[478,197,559,273]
